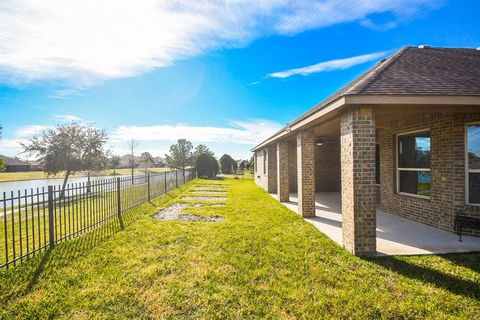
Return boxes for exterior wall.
[267,144,277,193]
[315,142,340,192]
[254,149,268,190]
[297,129,316,217]
[288,140,298,193]
[341,106,376,255]
[379,112,480,236]
[277,141,290,202]
[254,145,277,193]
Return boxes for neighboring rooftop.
[0,154,30,165]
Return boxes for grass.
[1,178,479,319]
[0,168,171,182]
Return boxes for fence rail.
[1,168,195,269]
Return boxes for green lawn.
[1,178,479,319]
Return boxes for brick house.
[252,46,480,256]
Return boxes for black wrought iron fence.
[1,168,195,269]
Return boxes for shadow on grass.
[0,201,155,304]
[369,253,480,299]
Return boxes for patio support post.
[297,128,316,217]
[340,106,376,256]
[267,144,277,193]
[277,140,289,202]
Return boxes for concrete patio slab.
[271,192,480,256]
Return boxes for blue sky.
[1,0,479,160]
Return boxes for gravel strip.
[153,203,224,222]
[182,196,227,201]
[190,190,227,194]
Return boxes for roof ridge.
[347,46,411,94]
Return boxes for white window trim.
[396,129,431,199]
[465,122,480,206]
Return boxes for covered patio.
[272,192,480,255]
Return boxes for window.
[263,149,267,175]
[466,124,480,204]
[397,131,431,198]
[375,144,380,185]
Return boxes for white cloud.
[0,0,439,86]
[14,125,49,138]
[53,114,82,122]
[111,120,282,145]
[267,50,389,78]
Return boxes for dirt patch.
[153,203,224,222]
[182,196,227,201]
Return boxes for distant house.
[118,154,141,169]
[0,155,31,172]
[153,156,166,168]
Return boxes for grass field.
[0,168,171,182]
[1,178,479,319]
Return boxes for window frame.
[396,129,431,200]
[465,122,480,206]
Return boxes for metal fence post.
[164,171,167,193]
[175,169,178,188]
[116,178,125,229]
[47,185,55,249]
[147,173,151,202]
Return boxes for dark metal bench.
[454,212,480,241]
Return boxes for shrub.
[195,153,218,178]
[219,154,237,174]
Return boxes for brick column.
[340,106,376,256]
[267,144,277,193]
[297,128,315,217]
[277,141,289,202]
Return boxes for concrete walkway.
[272,192,480,256]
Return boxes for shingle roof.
[296,46,480,123]
[253,46,480,150]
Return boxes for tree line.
[12,121,252,195]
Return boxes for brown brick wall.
[267,144,277,193]
[341,106,376,255]
[288,140,298,193]
[315,141,340,192]
[277,141,290,202]
[379,112,480,236]
[297,128,316,217]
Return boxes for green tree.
[238,160,248,173]
[0,158,6,172]
[110,155,120,175]
[195,153,218,178]
[166,139,193,179]
[22,122,109,197]
[246,155,254,173]
[193,144,214,160]
[219,154,237,174]
[141,151,154,174]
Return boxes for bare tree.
[22,122,108,197]
[126,139,139,184]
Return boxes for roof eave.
[251,93,480,152]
